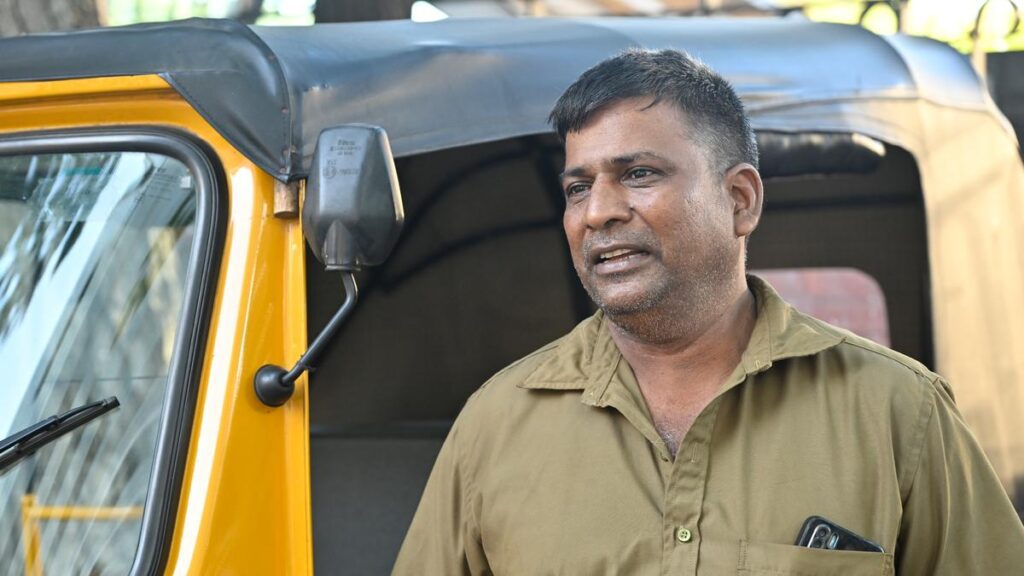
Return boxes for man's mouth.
[597,247,644,262]
[591,246,651,274]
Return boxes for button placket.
[661,398,723,575]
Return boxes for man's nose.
[584,179,632,229]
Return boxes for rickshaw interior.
[305,132,931,574]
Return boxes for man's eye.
[626,167,655,180]
[565,183,589,197]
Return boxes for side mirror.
[303,124,405,271]
[255,124,404,407]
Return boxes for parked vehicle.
[0,16,1021,575]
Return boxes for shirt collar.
[517,275,846,398]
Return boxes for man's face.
[560,98,741,320]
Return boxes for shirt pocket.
[737,540,894,576]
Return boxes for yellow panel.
[0,76,312,575]
[0,75,171,104]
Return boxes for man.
[393,49,1024,575]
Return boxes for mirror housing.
[303,124,404,271]
[258,125,403,408]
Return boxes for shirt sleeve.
[896,377,1024,574]
[392,413,490,576]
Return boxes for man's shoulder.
[475,337,565,395]
[793,309,951,399]
[461,313,601,411]
[823,317,934,378]
[445,316,598,458]
[752,275,945,395]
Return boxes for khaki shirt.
[394,277,1024,575]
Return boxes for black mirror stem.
[254,272,359,407]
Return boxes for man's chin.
[589,289,660,318]
[582,273,671,315]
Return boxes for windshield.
[0,150,196,574]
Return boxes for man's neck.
[608,280,758,377]
[606,279,758,456]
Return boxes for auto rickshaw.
[0,16,1021,575]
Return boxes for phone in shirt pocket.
[738,540,894,576]
[794,516,884,553]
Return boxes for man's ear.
[724,163,763,239]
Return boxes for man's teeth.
[600,248,634,261]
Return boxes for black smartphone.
[794,516,884,553]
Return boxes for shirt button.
[676,527,692,543]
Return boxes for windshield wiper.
[0,396,120,475]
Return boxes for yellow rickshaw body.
[0,75,312,575]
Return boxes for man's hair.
[549,48,758,172]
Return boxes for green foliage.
[804,0,1024,54]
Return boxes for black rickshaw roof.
[0,17,990,180]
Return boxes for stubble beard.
[581,240,739,344]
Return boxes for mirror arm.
[285,272,359,382]
[254,272,359,407]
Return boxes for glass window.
[0,150,197,574]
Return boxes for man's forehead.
[561,101,699,169]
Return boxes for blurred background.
[0,1,1019,50]
[1,0,1021,141]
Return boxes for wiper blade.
[0,396,120,475]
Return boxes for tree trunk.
[0,0,100,37]
[314,0,414,22]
